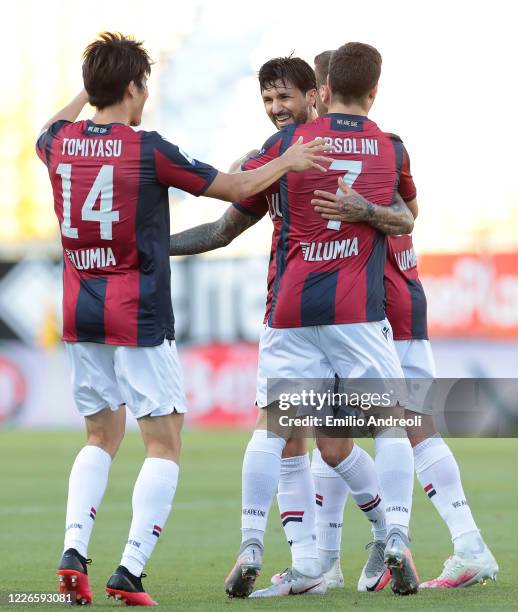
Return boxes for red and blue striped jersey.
[385,234,428,340]
[235,113,415,328]
[36,119,217,346]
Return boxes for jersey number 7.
[326,159,362,231]
[56,163,119,240]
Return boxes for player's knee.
[282,436,307,458]
[317,440,352,468]
[87,429,124,458]
[145,438,181,462]
[405,411,436,447]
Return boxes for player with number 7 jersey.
[239,114,414,328]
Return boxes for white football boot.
[420,543,498,589]
[384,528,419,595]
[225,538,263,598]
[272,558,344,589]
[251,568,326,597]
[323,558,344,589]
[357,541,391,592]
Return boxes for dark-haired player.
[170,45,419,597]
[36,32,330,606]
[310,49,499,592]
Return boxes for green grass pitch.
[0,430,515,611]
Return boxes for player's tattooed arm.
[39,89,90,134]
[311,178,415,235]
[169,206,260,256]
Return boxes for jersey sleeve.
[232,194,269,219]
[241,131,283,171]
[151,133,219,196]
[398,144,417,201]
[233,131,284,217]
[35,120,71,166]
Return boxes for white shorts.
[256,319,406,408]
[395,339,436,415]
[65,340,187,419]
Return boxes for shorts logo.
[152,524,162,538]
[300,237,358,262]
[424,483,437,499]
[281,511,304,526]
[89,506,97,521]
[315,494,323,507]
[382,326,390,341]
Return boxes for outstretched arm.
[204,137,331,202]
[39,89,90,134]
[311,178,415,235]
[169,206,261,256]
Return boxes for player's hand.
[311,177,371,222]
[282,136,333,173]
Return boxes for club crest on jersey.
[300,237,358,262]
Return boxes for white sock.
[241,430,286,547]
[311,447,349,572]
[121,458,179,576]
[374,429,414,536]
[64,445,112,557]
[277,454,319,576]
[414,436,480,552]
[332,444,386,542]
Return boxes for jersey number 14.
[56,163,119,240]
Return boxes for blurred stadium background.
[1,0,517,429]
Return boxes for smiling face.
[261,79,316,129]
